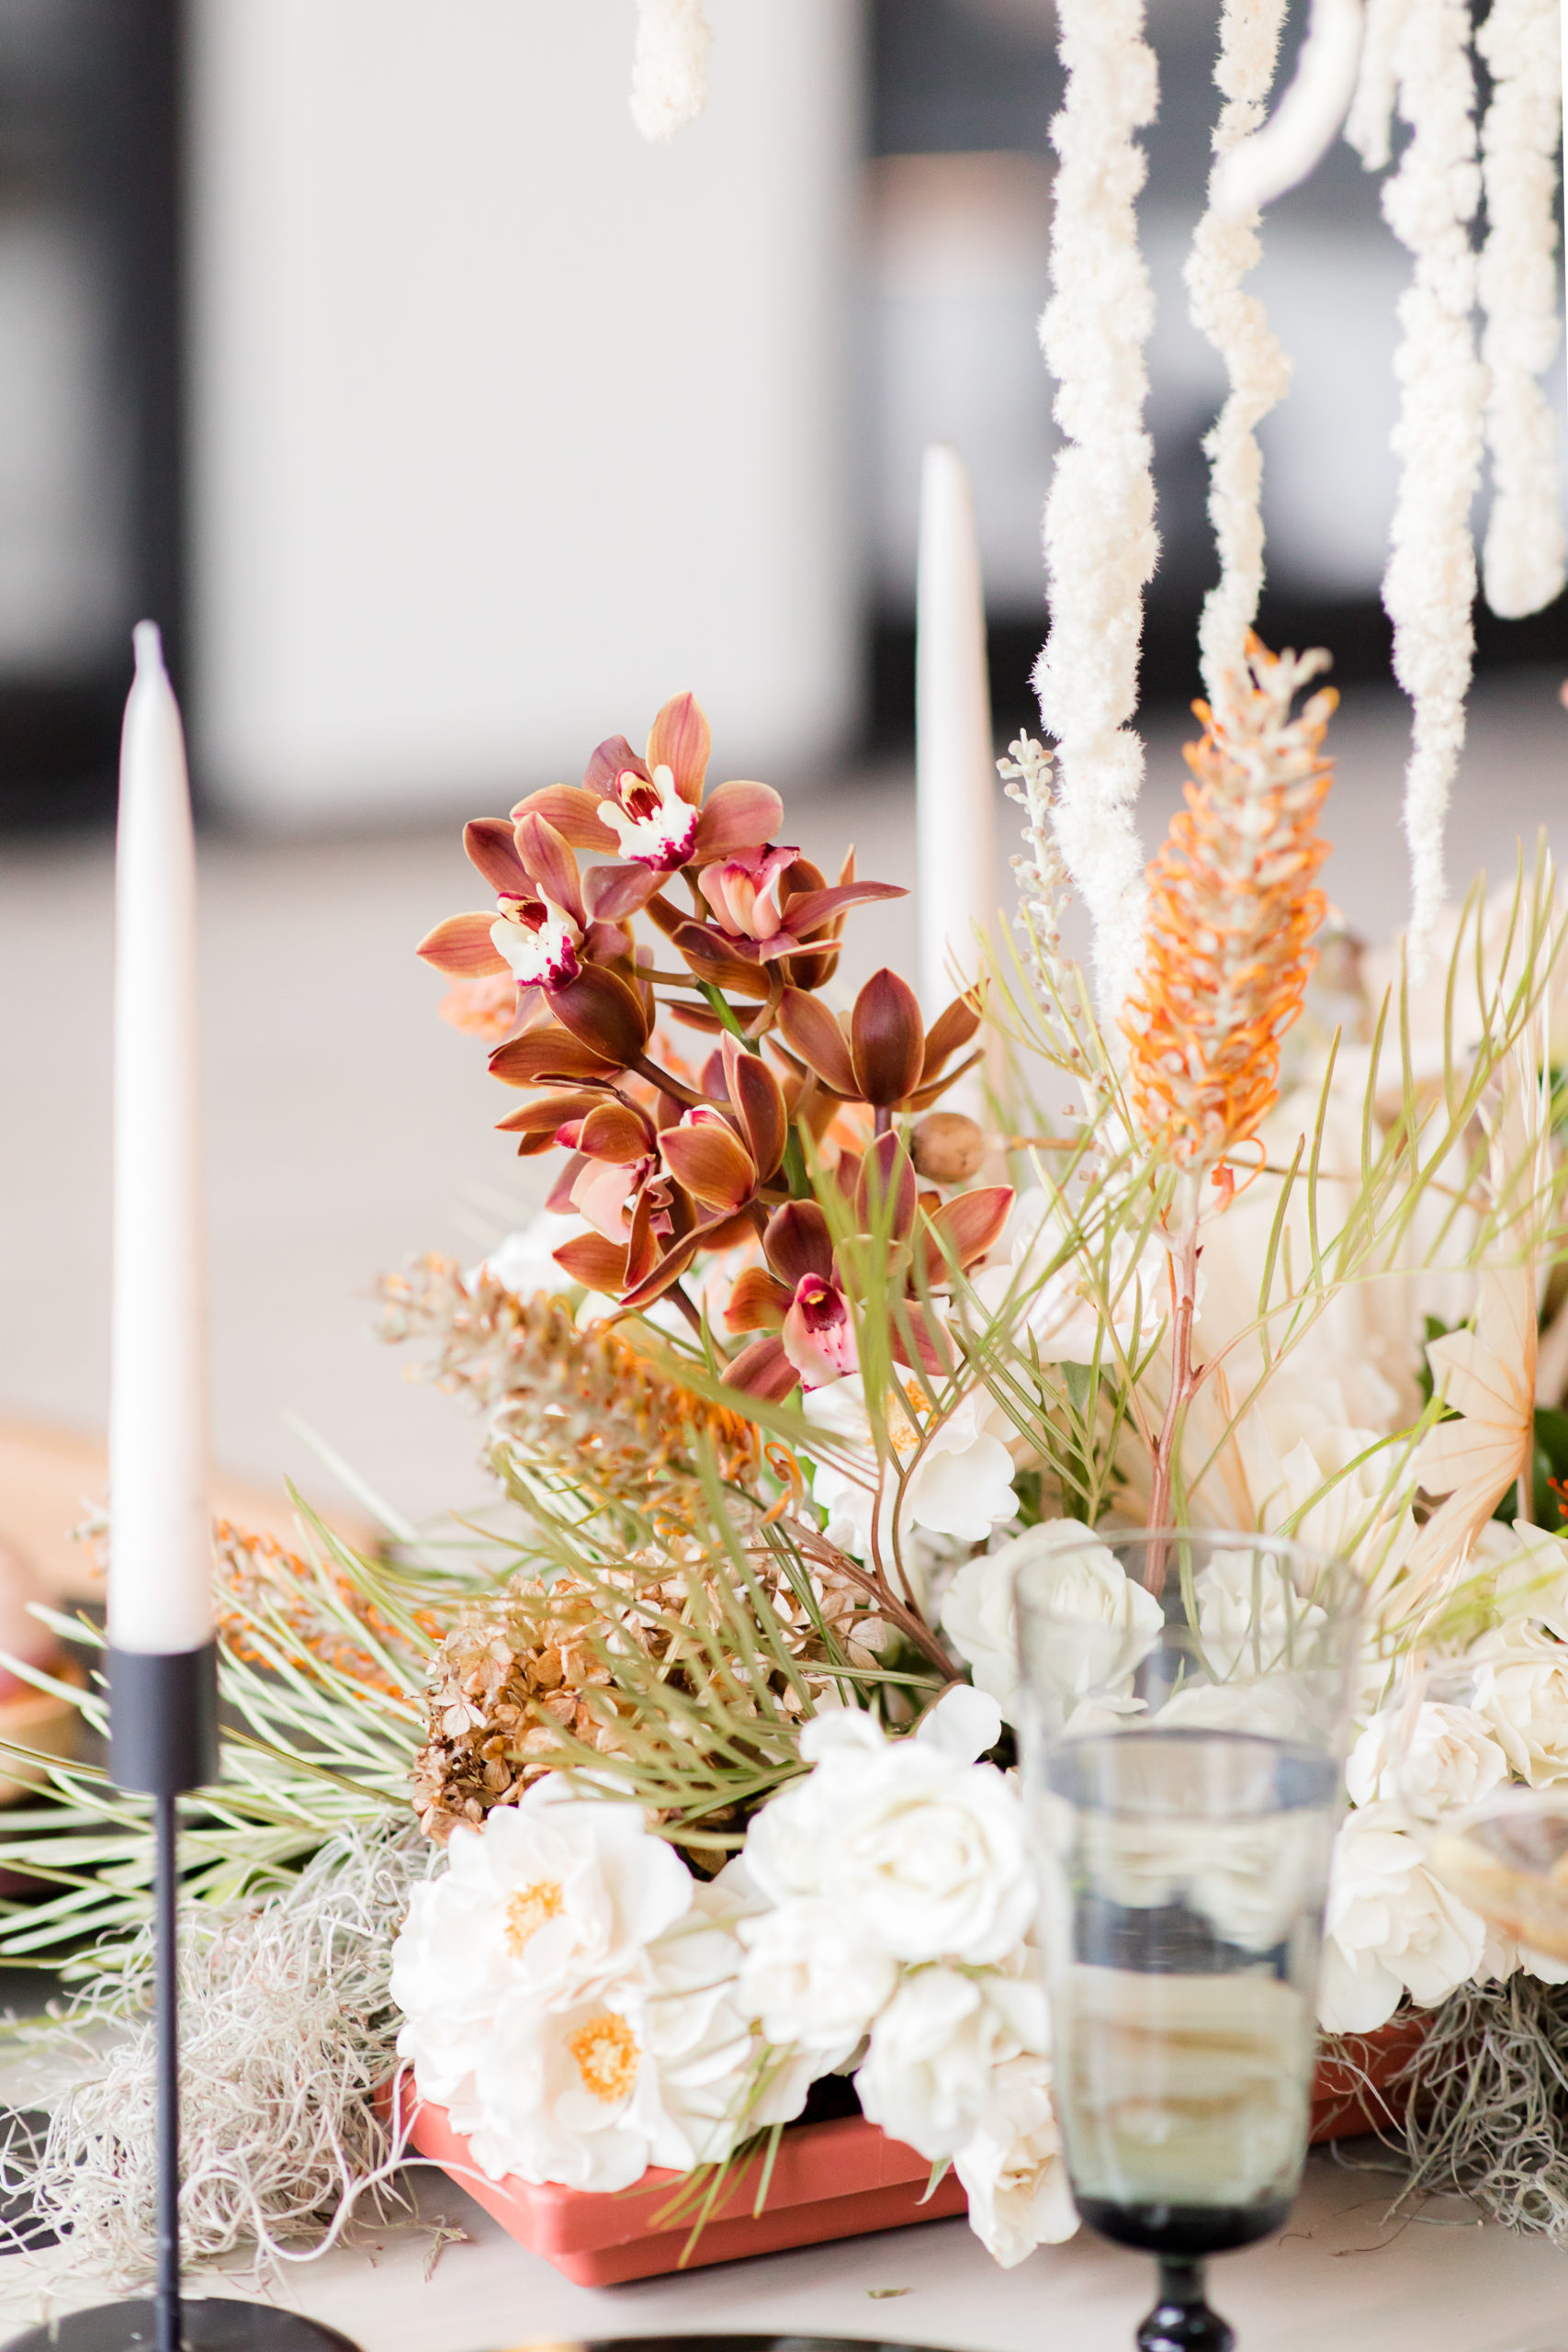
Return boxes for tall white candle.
[916,442,996,1014]
[108,624,212,1656]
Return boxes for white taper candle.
[108,624,212,1656]
[916,443,996,1014]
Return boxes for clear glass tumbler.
[1014,1528,1364,2352]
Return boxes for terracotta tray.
[395,2081,967,2287]
[396,2014,1422,2287]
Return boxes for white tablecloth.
[1,2148,1564,2352]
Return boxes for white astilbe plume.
[0,1826,438,2288]
[1186,0,1293,702]
[1476,0,1566,620]
[1348,0,1487,977]
[1000,733,1095,1085]
[1033,0,1160,1023]
[629,0,712,142]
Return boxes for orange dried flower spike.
[215,1521,442,1701]
[1122,635,1336,1174]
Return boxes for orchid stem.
[667,1280,705,1339]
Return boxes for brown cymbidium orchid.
[655,845,904,999]
[774,972,985,1128]
[513,693,784,876]
[723,1136,1013,1402]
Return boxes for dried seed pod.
[909,1111,987,1185]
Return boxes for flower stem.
[1145,1190,1202,1595]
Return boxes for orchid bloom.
[724,1141,1013,1401]
[512,693,785,876]
[698,844,799,941]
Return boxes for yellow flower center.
[504,1879,565,1954]
[886,1380,927,1454]
[568,2010,639,2104]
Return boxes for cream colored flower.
[469,1983,664,2191]
[1318,1803,1488,2033]
[1194,1548,1327,1681]
[855,1965,1045,2160]
[1407,1265,1537,1590]
[736,1896,897,2065]
[742,1702,1030,1967]
[1345,1700,1509,1812]
[1472,1625,1568,1784]
[952,1520,1163,1719]
[802,1376,1017,1560]
[1476,1520,1568,1642]
[953,2052,1078,2266]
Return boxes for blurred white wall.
[187,0,862,825]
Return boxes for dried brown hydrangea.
[411,1553,886,1845]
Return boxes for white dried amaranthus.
[1033,0,1161,1023]
[629,0,712,143]
[1476,0,1566,621]
[1348,0,1488,976]
[1186,0,1293,703]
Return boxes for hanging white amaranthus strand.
[1186,0,1293,703]
[629,0,712,142]
[1034,0,1161,1023]
[1348,0,1487,975]
[1476,0,1566,620]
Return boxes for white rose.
[1157,1677,1311,1741]
[474,1212,585,1300]
[953,2051,1078,2267]
[743,1712,1033,1967]
[1346,1701,1509,1812]
[1473,1627,1568,1785]
[803,1377,1017,1560]
[1318,1804,1488,2033]
[1195,1548,1326,1681]
[979,1520,1164,1706]
[856,1967,1039,2161]
[636,1883,815,2170]
[736,1896,897,2064]
[1479,1521,1568,1643]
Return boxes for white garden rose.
[1318,1804,1488,2034]
[736,1896,897,2064]
[855,1965,1043,2159]
[1478,1521,1568,1643]
[1473,1627,1568,1785]
[953,2051,1078,2267]
[467,1979,664,2191]
[742,1699,1031,1966]
[953,1520,1163,1715]
[803,1377,1017,1560]
[635,1881,816,2169]
[1345,1701,1508,1812]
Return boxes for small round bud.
[910,1111,986,1185]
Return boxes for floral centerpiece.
[3,641,1566,2285]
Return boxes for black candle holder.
[4,1645,359,2352]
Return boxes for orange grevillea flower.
[1122,635,1335,1174]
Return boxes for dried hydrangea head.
[1122,634,1335,1173]
[412,1555,886,1845]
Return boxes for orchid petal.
[777,989,856,1097]
[721,1035,788,1181]
[510,783,617,851]
[762,1200,836,1288]
[724,1265,793,1333]
[489,1027,622,1086]
[514,814,585,926]
[417,912,512,978]
[779,879,907,935]
[659,1118,758,1213]
[692,780,785,861]
[724,1333,801,1403]
[646,692,711,804]
[920,991,984,1081]
[464,818,532,897]
[547,967,650,1066]
[583,863,660,922]
[582,735,649,796]
[850,968,925,1107]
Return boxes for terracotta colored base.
[399,2015,1425,2286]
[1309,2009,1428,2143]
[397,2084,968,2287]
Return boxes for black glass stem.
[1137,2256,1235,2352]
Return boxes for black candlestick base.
[1137,2257,1235,2352]
[3,2301,359,2352]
